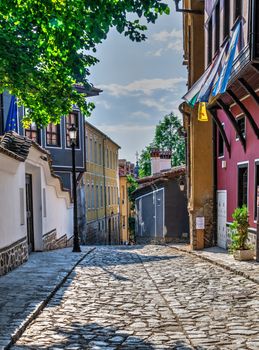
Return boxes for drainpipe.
[212,120,218,246]
[179,102,191,199]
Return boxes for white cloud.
[140,97,181,115]
[95,123,155,133]
[101,77,185,97]
[95,100,111,110]
[152,29,182,42]
[130,111,151,120]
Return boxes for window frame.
[46,123,61,147]
[237,162,248,208]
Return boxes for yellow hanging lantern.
[198,102,209,122]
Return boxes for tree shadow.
[12,322,194,349]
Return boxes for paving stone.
[6,245,259,349]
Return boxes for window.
[235,0,242,20]
[25,123,41,144]
[224,0,230,39]
[90,138,93,162]
[91,183,95,208]
[108,186,110,205]
[218,124,224,157]
[236,115,246,139]
[238,164,248,207]
[214,2,220,53]
[66,112,79,147]
[94,140,97,163]
[110,150,113,169]
[99,143,102,165]
[122,185,125,203]
[96,185,99,208]
[254,164,259,220]
[100,185,103,207]
[106,148,109,168]
[207,18,213,65]
[46,123,60,147]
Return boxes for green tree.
[139,113,185,177]
[0,0,169,127]
[154,113,185,166]
[139,145,152,178]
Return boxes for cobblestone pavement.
[11,245,259,350]
[0,247,93,349]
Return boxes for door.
[217,191,227,249]
[26,174,35,252]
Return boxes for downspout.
[103,137,107,234]
[179,102,191,199]
[212,119,218,246]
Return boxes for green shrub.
[229,205,250,252]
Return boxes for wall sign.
[196,216,205,230]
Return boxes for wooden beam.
[208,108,231,157]
[217,99,246,152]
[226,89,259,139]
[238,78,259,106]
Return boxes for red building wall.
[217,94,259,228]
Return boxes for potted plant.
[229,205,254,261]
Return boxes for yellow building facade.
[180,0,214,249]
[81,122,120,244]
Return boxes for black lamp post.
[68,124,81,252]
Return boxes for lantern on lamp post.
[68,124,81,253]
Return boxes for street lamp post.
[68,124,81,253]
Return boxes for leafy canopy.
[0,0,169,126]
[139,113,185,177]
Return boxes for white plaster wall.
[26,147,73,244]
[0,154,26,249]
[41,176,73,241]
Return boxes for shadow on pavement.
[12,322,195,349]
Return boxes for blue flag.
[5,96,18,133]
[197,41,228,102]
[212,20,241,96]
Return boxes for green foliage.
[139,145,152,178]
[127,174,138,211]
[138,113,185,177]
[128,216,136,242]
[229,205,250,252]
[0,0,169,126]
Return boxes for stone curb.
[4,247,95,350]
[167,245,259,285]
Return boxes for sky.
[88,2,187,163]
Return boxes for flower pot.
[233,249,255,261]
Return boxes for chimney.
[150,149,161,175]
[160,150,172,172]
[150,149,172,175]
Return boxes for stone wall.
[42,230,57,251]
[43,230,71,250]
[189,197,214,250]
[0,237,28,276]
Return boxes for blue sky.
[88,2,187,163]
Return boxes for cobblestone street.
[11,245,259,350]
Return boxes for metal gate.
[135,188,164,239]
